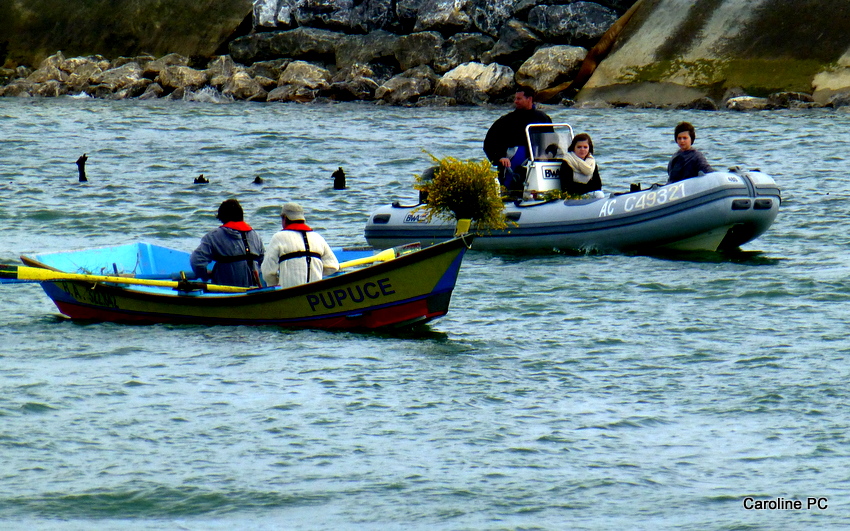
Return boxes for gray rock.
[293,0,354,31]
[414,0,472,34]
[266,27,343,63]
[66,63,103,94]
[350,0,398,33]
[397,0,428,31]
[112,78,153,100]
[33,80,64,97]
[676,97,719,111]
[395,32,444,71]
[230,33,276,64]
[27,64,68,84]
[435,61,514,104]
[138,82,165,100]
[207,56,239,88]
[528,2,618,46]
[157,65,209,92]
[0,81,34,97]
[268,84,319,102]
[516,45,586,93]
[434,32,495,73]
[223,71,269,101]
[336,30,400,70]
[767,91,814,108]
[90,62,143,92]
[254,0,282,27]
[328,64,382,100]
[470,0,514,37]
[375,65,439,104]
[143,54,190,78]
[278,60,332,90]
[413,94,457,106]
[726,96,770,111]
[247,59,292,80]
[0,68,15,85]
[828,92,850,108]
[483,19,542,67]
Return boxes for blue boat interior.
[23,242,376,279]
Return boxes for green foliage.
[540,189,588,201]
[414,154,507,230]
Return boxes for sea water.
[0,98,849,530]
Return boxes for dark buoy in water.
[194,174,209,184]
[252,175,264,185]
[332,167,346,190]
[76,154,88,182]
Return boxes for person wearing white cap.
[261,202,339,288]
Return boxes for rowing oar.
[0,264,248,293]
[338,242,421,269]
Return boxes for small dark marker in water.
[253,175,264,184]
[194,174,209,184]
[76,153,88,182]
[333,166,346,190]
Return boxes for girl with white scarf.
[560,133,602,196]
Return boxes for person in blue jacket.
[190,198,264,287]
[667,121,714,183]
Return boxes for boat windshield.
[526,123,574,162]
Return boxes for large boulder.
[414,0,472,34]
[395,32,444,71]
[812,51,850,104]
[469,0,514,38]
[516,45,587,93]
[1,0,253,68]
[336,30,400,70]
[482,20,542,67]
[578,0,850,107]
[278,60,332,90]
[143,54,190,79]
[434,33,495,73]
[231,27,343,65]
[157,65,209,92]
[328,64,382,100]
[527,2,619,47]
[375,65,439,104]
[91,62,144,92]
[434,61,514,104]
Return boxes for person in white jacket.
[261,202,339,288]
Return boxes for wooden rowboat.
[5,236,473,329]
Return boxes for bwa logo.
[404,213,428,223]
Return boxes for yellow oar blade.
[0,264,248,293]
[339,247,396,269]
[338,242,422,269]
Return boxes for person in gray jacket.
[190,198,264,287]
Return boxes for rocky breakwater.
[577,0,850,110]
[0,0,638,105]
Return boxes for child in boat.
[667,121,714,183]
[560,133,602,195]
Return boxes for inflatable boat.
[365,124,781,253]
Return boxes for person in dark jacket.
[483,87,552,194]
[560,133,602,196]
[667,121,713,183]
[190,198,264,287]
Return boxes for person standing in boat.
[483,87,552,194]
[667,121,714,183]
[560,133,602,196]
[261,202,339,288]
[190,198,264,288]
